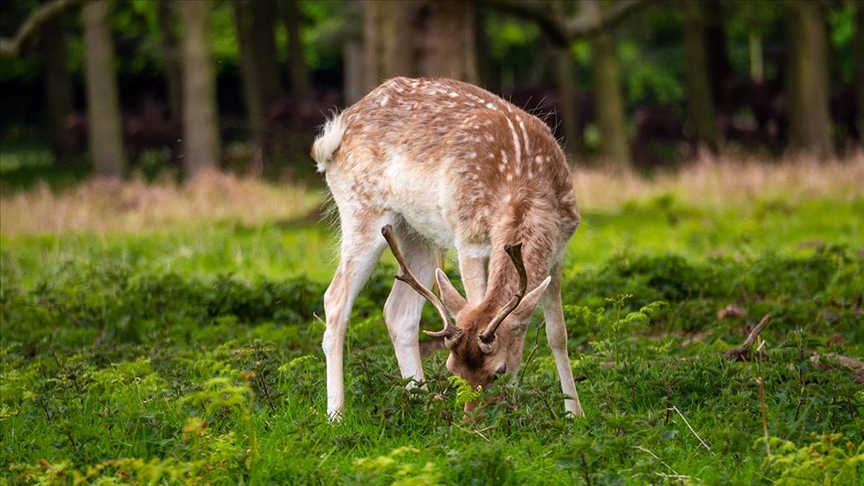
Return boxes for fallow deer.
[312,77,583,420]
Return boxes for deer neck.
[482,210,557,306]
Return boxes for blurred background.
[0,0,861,186]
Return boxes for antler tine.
[479,243,528,344]
[381,225,459,339]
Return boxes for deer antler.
[478,243,527,350]
[381,225,461,340]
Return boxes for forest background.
[1,1,863,484]
[1,0,862,181]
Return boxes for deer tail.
[312,113,346,173]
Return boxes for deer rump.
[313,77,583,421]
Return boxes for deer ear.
[513,276,551,322]
[436,268,467,315]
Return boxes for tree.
[417,0,478,82]
[158,0,182,122]
[586,0,630,168]
[856,1,864,142]
[683,0,718,152]
[233,0,283,163]
[249,0,282,109]
[343,0,365,104]
[180,0,220,177]
[82,0,125,178]
[543,0,582,157]
[785,1,832,158]
[283,0,309,98]
[0,0,84,59]
[489,0,652,168]
[41,12,73,160]
[362,0,478,88]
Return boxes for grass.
[1,153,863,484]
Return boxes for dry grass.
[575,152,864,212]
[0,171,320,235]
[1,154,862,235]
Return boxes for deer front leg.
[323,223,388,421]
[383,232,436,385]
[541,263,584,417]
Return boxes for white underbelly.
[383,156,456,249]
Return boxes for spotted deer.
[312,77,583,420]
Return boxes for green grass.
[1,177,863,484]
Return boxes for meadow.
[1,156,862,484]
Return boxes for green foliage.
[1,188,862,484]
[354,447,442,486]
[763,433,864,485]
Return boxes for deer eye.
[495,363,507,375]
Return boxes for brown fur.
[314,77,583,418]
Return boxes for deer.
[311,77,583,421]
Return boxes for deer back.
[314,77,578,260]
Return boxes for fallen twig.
[722,314,772,361]
[810,352,864,384]
[667,405,714,455]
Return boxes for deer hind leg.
[457,252,489,304]
[383,230,436,387]
[323,212,391,421]
[541,262,585,417]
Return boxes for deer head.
[382,225,550,403]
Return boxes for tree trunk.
[233,0,266,156]
[363,0,478,86]
[42,14,72,161]
[344,0,365,104]
[475,6,498,92]
[549,0,580,158]
[786,2,832,159]
[588,1,630,168]
[855,1,864,142]
[180,0,220,177]
[704,0,731,107]
[389,1,420,77]
[683,0,718,152]
[283,0,309,98]
[363,0,382,92]
[417,0,477,82]
[158,0,183,122]
[363,0,418,81]
[249,0,282,110]
[553,45,581,157]
[82,0,125,179]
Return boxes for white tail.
[313,77,583,420]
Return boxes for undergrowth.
[1,241,862,484]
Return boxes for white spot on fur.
[518,117,531,154]
[506,116,521,167]
[379,95,389,106]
